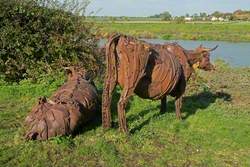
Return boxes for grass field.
[1,60,250,166]
[97,21,250,42]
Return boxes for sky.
[86,0,250,17]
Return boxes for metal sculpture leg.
[117,88,133,133]
[102,79,117,129]
[175,96,183,120]
[160,96,167,113]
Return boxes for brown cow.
[25,67,99,140]
[102,34,216,133]
[102,34,184,133]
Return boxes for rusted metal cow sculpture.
[102,34,183,133]
[25,67,99,140]
[102,34,216,133]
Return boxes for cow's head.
[194,45,218,71]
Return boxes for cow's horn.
[209,45,219,52]
[203,45,218,52]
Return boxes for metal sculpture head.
[25,97,52,140]
[194,45,218,71]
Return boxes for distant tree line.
[148,10,250,21]
[149,11,172,21]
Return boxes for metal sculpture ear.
[38,97,47,104]
[64,67,73,74]
[64,67,75,80]
[192,62,200,69]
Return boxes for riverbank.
[97,21,250,42]
[1,61,250,166]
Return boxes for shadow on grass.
[73,87,134,135]
[129,91,231,133]
[74,90,231,135]
[182,91,231,119]
[73,111,102,137]
[129,106,161,134]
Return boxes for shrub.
[0,0,103,82]
[162,34,172,40]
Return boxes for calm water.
[99,39,250,67]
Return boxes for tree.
[160,11,172,21]
[149,11,172,20]
[200,12,207,17]
[192,13,199,20]
[212,11,223,18]
[174,16,185,23]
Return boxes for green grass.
[1,61,250,166]
[97,21,250,42]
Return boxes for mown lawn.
[0,61,250,167]
[97,22,250,42]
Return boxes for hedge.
[0,0,103,82]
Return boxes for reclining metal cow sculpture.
[25,67,99,140]
[102,34,216,133]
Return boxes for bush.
[0,0,103,82]
[162,34,172,40]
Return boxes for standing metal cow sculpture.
[102,34,217,133]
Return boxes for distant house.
[211,16,226,22]
[184,17,192,21]
[211,16,218,21]
[218,17,225,21]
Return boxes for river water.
[99,39,250,67]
